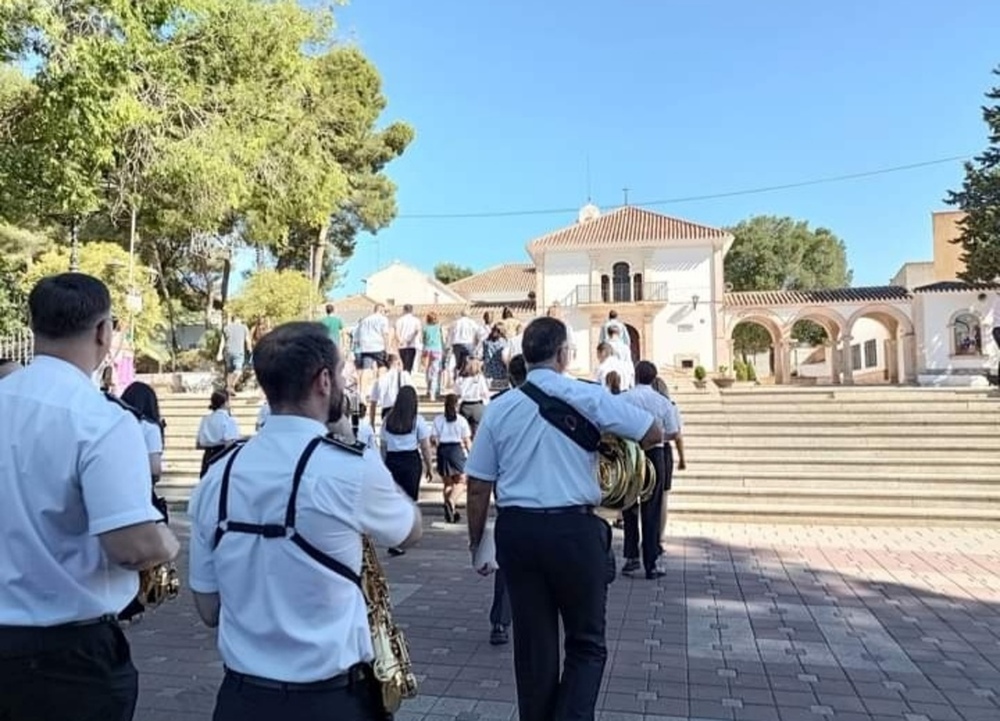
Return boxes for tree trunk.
[151,240,180,369]
[310,224,329,291]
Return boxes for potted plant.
[693,364,707,388]
[713,364,735,389]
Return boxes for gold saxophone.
[361,535,418,713]
[597,434,657,510]
[137,562,180,609]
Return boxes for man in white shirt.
[0,273,179,721]
[394,304,422,373]
[448,308,480,378]
[355,303,391,399]
[599,309,631,346]
[188,321,422,721]
[621,362,680,580]
[595,341,631,391]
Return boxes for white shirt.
[509,333,523,358]
[369,368,414,410]
[356,312,389,353]
[465,368,654,508]
[595,355,632,390]
[140,419,164,455]
[394,313,422,349]
[610,339,633,365]
[432,414,472,444]
[188,415,416,682]
[197,409,241,447]
[449,317,480,346]
[356,418,376,448]
[455,374,491,403]
[0,356,161,625]
[380,416,432,452]
[622,384,680,441]
[991,295,1000,326]
[600,320,631,345]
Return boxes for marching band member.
[620,362,678,579]
[196,390,242,475]
[187,321,421,721]
[465,317,660,721]
[0,273,179,721]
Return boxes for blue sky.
[268,0,1000,295]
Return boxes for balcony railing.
[0,327,33,365]
[565,281,669,306]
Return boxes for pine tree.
[946,67,1000,282]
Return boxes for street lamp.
[691,294,700,310]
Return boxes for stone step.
[657,504,1000,526]
[665,487,1000,509]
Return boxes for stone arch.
[783,308,847,385]
[843,303,916,384]
[727,312,787,383]
[785,307,847,341]
[948,309,984,357]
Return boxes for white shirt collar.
[256,413,328,436]
[31,355,96,385]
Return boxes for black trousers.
[398,347,417,373]
[993,327,1000,381]
[495,508,611,721]
[213,671,385,721]
[622,446,667,572]
[0,619,138,721]
[489,566,512,626]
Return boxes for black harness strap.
[212,436,362,591]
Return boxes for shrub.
[693,365,706,382]
[746,362,758,382]
[734,360,748,381]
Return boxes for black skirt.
[436,442,466,477]
[385,449,422,501]
[459,401,484,434]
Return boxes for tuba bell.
[137,562,180,609]
[597,434,657,510]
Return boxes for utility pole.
[622,187,630,206]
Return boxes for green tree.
[725,216,852,355]
[21,241,164,358]
[0,253,26,335]
[435,262,474,284]
[946,66,1000,282]
[228,268,322,326]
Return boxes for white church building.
[334,205,1000,387]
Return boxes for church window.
[952,312,982,355]
[600,274,610,303]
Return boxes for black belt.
[0,614,118,632]
[460,400,483,405]
[499,505,594,515]
[224,663,372,692]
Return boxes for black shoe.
[388,547,406,557]
[443,503,454,523]
[452,510,462,523]
[489,624,509,645]
[622,559,640,574]
[645,569,666,580]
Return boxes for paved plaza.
[131,516,1000,721]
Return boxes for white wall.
[915,292,995,385]
[647,246,716,370]
[790,318,891,379]
[539,251,590,309]
[365,263,464,307]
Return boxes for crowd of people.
[0,274,689,721]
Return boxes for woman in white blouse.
[380,386,433,556]
[455,358,491,438]
[431,393,472,524]
[196,389,242,475]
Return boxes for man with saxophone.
[187,321,422,721]
[0,273,179,721]
[465,317,662,721]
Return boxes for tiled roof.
[448,263,536,298]
[725,286,912,307]
[527,206,729,254]
[913,281,1000,293]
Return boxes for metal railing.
[0,327,33,364]
[565,281,669,306]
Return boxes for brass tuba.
[137,562,180,609]
[361,535,418,713]
[597,434,657,510]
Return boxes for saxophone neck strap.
[519,382,601,453]
[213,436,362,591]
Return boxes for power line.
[396,154,972,220]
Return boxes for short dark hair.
[403,303,413,313]
[28,273,111,340]
[609,310,618,319]
[508,354,527,386]
[522,317,567,364]
[325,303,334,314]
[597,341,612,355]
[253,322,339,407]
[635,360,658,386]
[209,390,229,410]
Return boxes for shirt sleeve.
[464,418,499,482]
[357,452,417,548]
[416,417,432,442]
[458,416,472,440]
[80,413,162,536]
[142,420,163,454]
[223,415,241,441]
[186,481,219,593]
[591,389,655,442]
